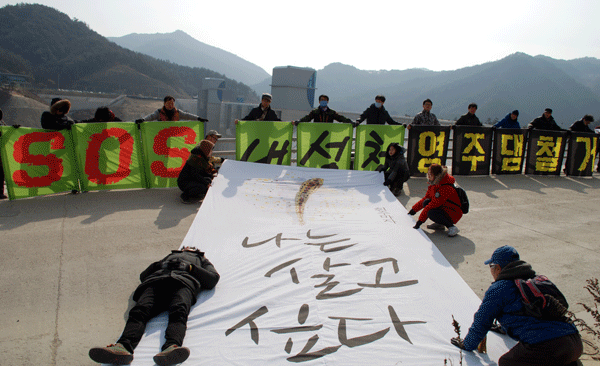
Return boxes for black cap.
[512,110,519,116]
[545,108,553,114]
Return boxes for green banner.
[297,123,353,169]
[0,126,79,199]
[140,121,204,188]
[72,122,145,191]
[354,124,405,171]
[236,121,293,165]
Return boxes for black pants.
[117,278,194,354]
[178,179,209,201]
[423,199,454,227]
[499,333,582,366]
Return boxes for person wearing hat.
[136,96,208,123]
[528,108,564,131]
[451,245,582,365]
[493,110,521,129]
[88,246,219,365]
[205,130,226,169]
[238,93,281,122]
[177,139,218,204]
[569,114,595,134]
[40,98,77,130]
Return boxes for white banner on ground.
[131,160,513,365]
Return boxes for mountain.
[316,53,600,127]
[0,4,257,102]
[108,30,271,86]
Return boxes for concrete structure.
[198,78,226,123]
[270,66,317,121]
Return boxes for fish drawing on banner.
[295,178,324,225]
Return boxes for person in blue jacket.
[451,245,582,365]
[494,110,521,129]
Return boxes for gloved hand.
[450,337,466,350]
[375,165,384,172]
[292,121,298,126]
[12,124,20,128]
[221,157,227,163]
[491,126,497,131]
[198,117,208,122]
[135,119,144,124]
[413,220,423,229]
[383,180,390,186]
[352,121,360,128]
[407,209,416,216]
[490,322,506,335]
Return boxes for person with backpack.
[407,163,462,237]
[450,245,582,366]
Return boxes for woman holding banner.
[177,139,217,204]
[408,164,463,237]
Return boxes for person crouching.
[177,139,217,204]
[376,142,410,196]
[407,163,462,237]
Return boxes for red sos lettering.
[12,131,65,187]
[85,128,134,185]
[150,126,196,178]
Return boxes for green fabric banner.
[140,121,204,188]
[72,122,145,191]
[354,125,405,171]
[236,121,293,165]
[0,126,79,199]
[297,123,353,169]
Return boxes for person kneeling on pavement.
[376,142,410,196]
[177,139,219,204]
[450,245,582,366]
[407,163,462,237]
[89,247,220,366]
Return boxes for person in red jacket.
[408,163,463,237]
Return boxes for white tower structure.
[270,66,317,121]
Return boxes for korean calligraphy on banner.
[354,124,405,171]
[406,125,451,177]
[451,126,493,176]
[124,160,512,365]
[525,130,568,175]
[296,122,353,169]
[491,128,527,174]
[236,121,293,165]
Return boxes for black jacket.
[298,107,352,123]
[569,119,594,133]
[455,113,482,126]
[243,105,281,121]
[379,143,410,184]
[40,111,75,130]
[357,104,399,125]
[177,145,216,187]
[528,115,564,131]
[133,250,220,305]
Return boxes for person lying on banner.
[450,245,582,366]
[177,139,218,204]
[40,98,77,130]
[376,142,410,196]
[89,246,220,366]
[136,95,207,123]
[407,163,462,237]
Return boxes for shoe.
[426,223,446,230]
[0,193,7,199]
[180,194,202,204]
[447,226,460,237]
[89,343,133,365]
[153,345,190,366]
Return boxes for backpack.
[514,275,569,321]
[442,183,469,214]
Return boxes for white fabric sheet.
[128,160,514,365]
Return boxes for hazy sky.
[2,0,599,74]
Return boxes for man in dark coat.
[355,95,400,126]
[89,247,220,366]
[40,98,76,130]
[239,93,281,122]
[295,94,353,124]
[569,115,594,133]
[528,108,564,131]
[454,103,482,126]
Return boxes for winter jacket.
[357,104,399,125]
[463,260,578,351]
[177,144,217,187]
[380,143,409,185]
[243,105,281,121]
[493,113,521,129]
[40,111,75,130]
[133,250,220,306]
[298,107,353,123]
[143,108,199,122]
[528,115,564,131]
[569,119,594,133]
[455,113,482,126]
[411,167,462,224]
[411,111,440,126]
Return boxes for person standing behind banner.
[454,103,482,126]
[528,108,564,131]
[450,245,582,366]
[407,98,440,130]
[407,163,462,237]
[293,94,353,125]
[493,110,521,129]
[40,98,77,130]
[177,139,217,204]
[236,93,281,123]
[82,106,122,122]
[136,96,207,123]
[569,115,595,133]
[354,95,400,126]
[376,142,410,196]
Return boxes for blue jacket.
[463,260,578,351]
[493,113,521,129]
